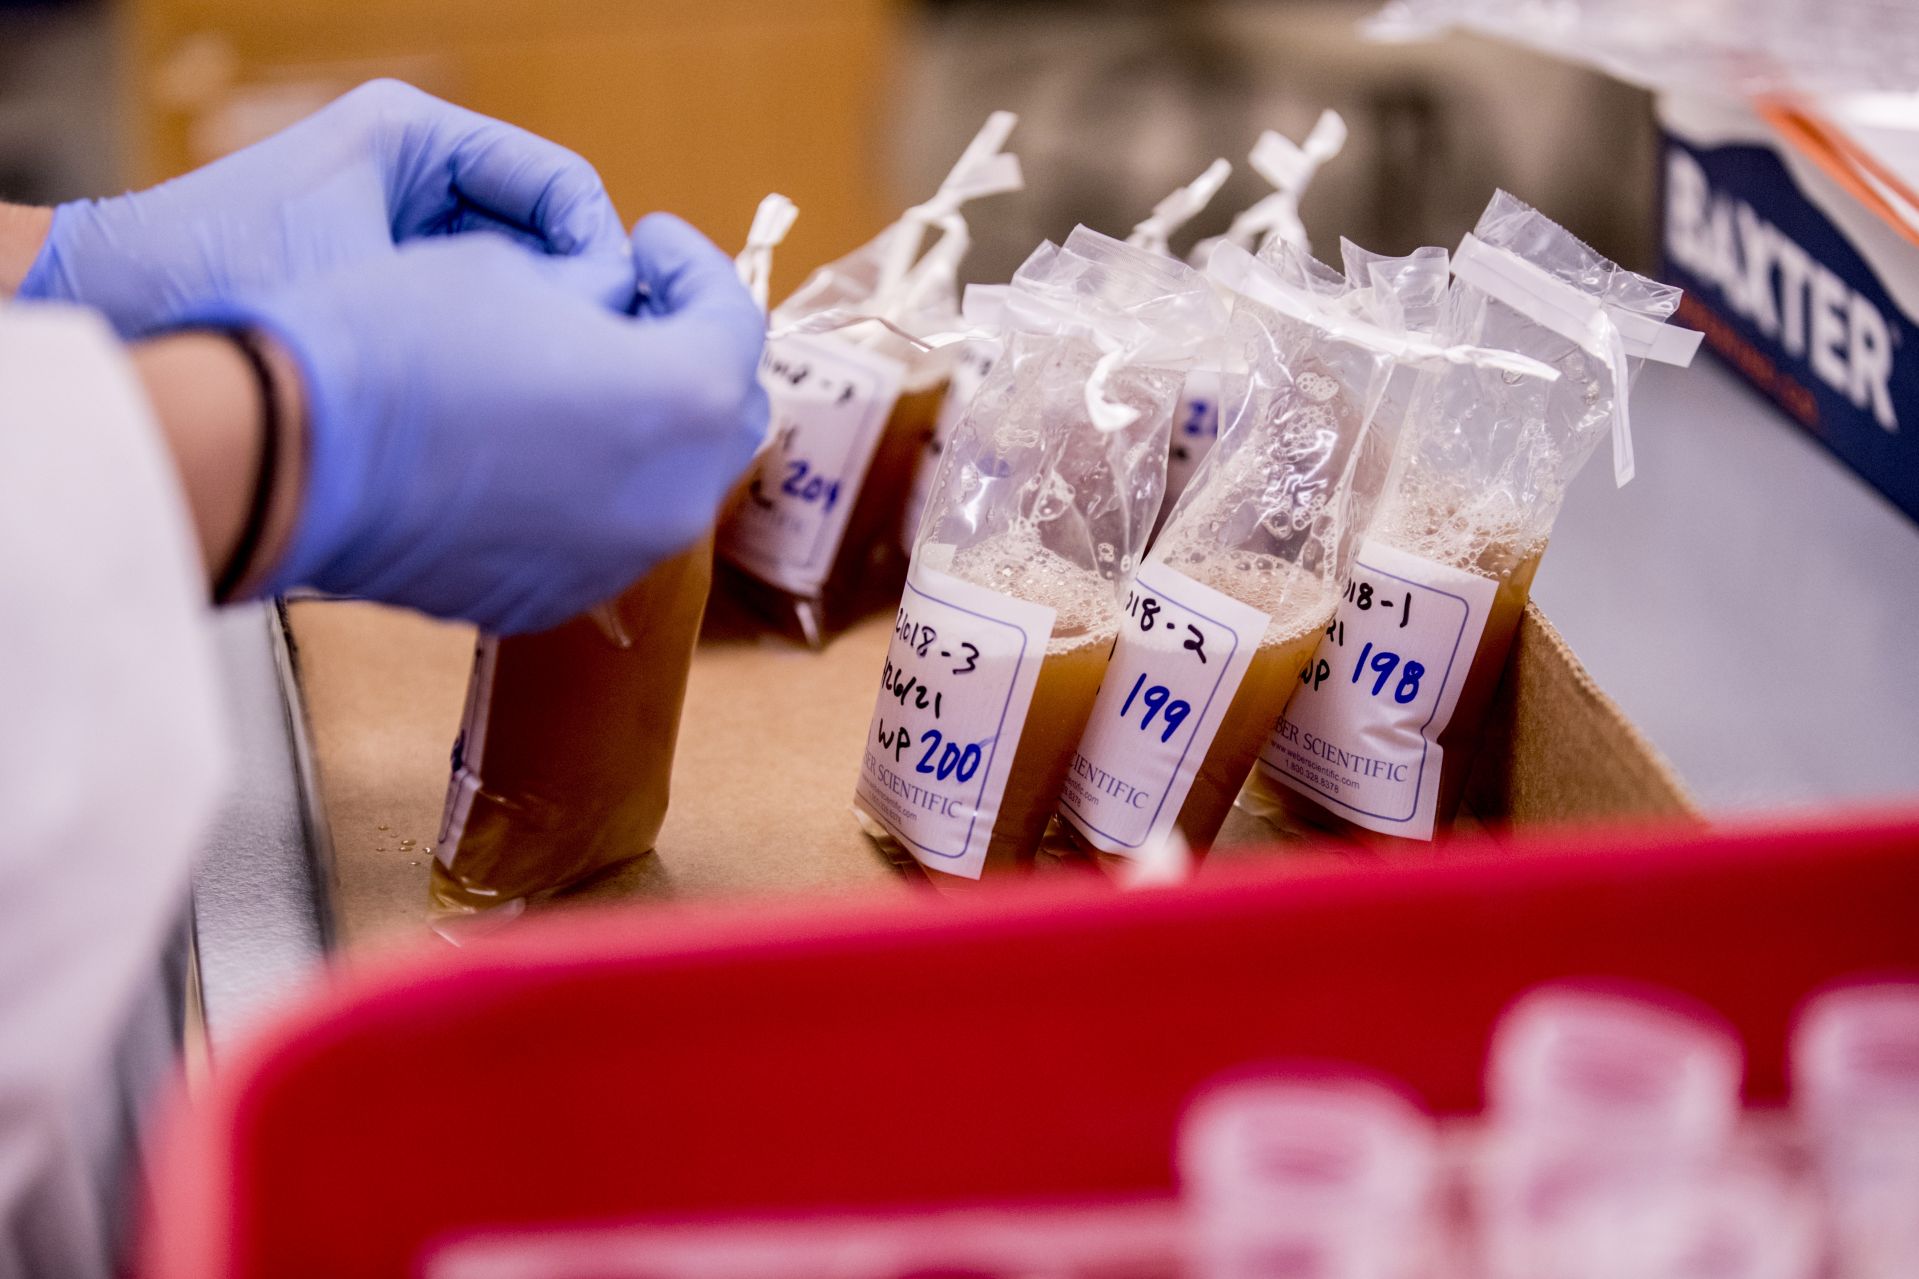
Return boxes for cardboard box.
[284,586,1696,950]
[1659,95,1919,522]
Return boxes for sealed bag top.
[1148,236,1461,646]
[1370,190,1701,575]
[914,225,1225,628]
[771,114,1023,391]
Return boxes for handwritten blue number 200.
[1119,672,1191,743]
[916,730,983,783]
[1350,642,1425,704]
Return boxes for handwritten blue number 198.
[1350,642,1426,705]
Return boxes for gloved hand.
[182,214,768,634]
[20,79,627,337]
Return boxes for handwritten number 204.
[781,460,841,513]
[1350,642,1424,705]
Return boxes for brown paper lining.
[285,590,1695,951]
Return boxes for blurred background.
[0,0,1658,298]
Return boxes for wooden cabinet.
[125,0,902,298]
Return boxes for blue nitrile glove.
[182,214,768,634]
[20,79,627,336]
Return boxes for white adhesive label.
[1060,562,1267,857]
[719,332,906,597]
[1258,540,1496,840]
[854,559,1055,880]
[901,337,1000,550]
[1164,367,1223,509]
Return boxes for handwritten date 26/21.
[876,658,986,784]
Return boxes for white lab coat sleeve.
[0,303,229,1275]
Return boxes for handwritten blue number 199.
[1119,672,1191,743]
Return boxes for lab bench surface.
[282,593,914,956]
[274,591,1333,956]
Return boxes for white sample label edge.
[854,559,1055,880]
[1164,366,1224,509]
[1258,540,1496,840]
[719,331,906,597]
[1060,561,1267,856]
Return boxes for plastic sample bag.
[1171,113,1348,512]
[430,198,798,921]
[896,156,1235,559]
[897,285,1008,554]
[1124,159,1239,532]
[1058,240,1453,863]
[852,226,1221,883]
[1328,238,1455,575]
[1245,191,1702,842]
[719,115,1022,647]
[1366,0,1919,99]
[431,536,715,919]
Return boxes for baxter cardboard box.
[283,592,1696,951]
[1659,94,1919,522]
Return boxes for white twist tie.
[766,307,943,352]
[1206,241,1562,386]
[1126,158,1233,258]
[1452,233,1703,487]
[768,280,1010,352]
[733,192,798,314]
[984,284,1156,434]
[873,111,1023,304]
[1085,343,1139,432]
[1207,110,1348,260]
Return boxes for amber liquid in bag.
[727,385,946,643]
[1060,550,1333,864]
[973,635,1113,876]
[1167,559,1334,852]
[1251,541,1543,842]
[431,535,714,914]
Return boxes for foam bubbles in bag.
[851,227,1222,883]
[1245,190,1701,843]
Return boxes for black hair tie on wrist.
[212,328,281,604]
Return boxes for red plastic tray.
[144,813,1919,1278]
